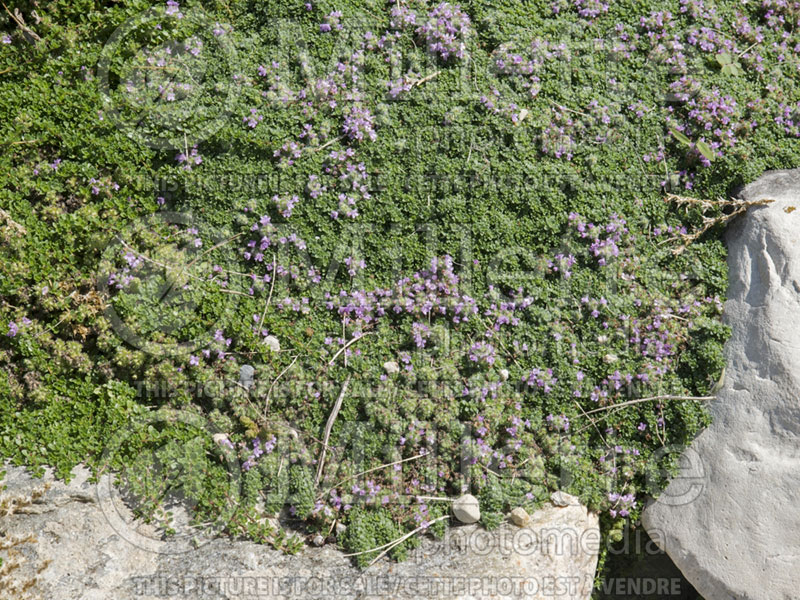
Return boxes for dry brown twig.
[573,394,715,436]
[2,3,41,43]
[314,375,351,486]
[665,193,775,255]
[582,394,715,416]
[574,400,610,448]
[409,70,440,89]
[263,354,300,419]
[257,254,277,329]
[341,514,450,568]
[327,331,373,366]
[365,515,450,567]
[312,135,345,153]
[317,452,428,501]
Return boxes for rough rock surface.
[509,507,530,527]
[452,494,480,524]
[643,169,800,600]
[382,360,400,375]
[1,464,599,599]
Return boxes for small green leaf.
[722,63,742,76]
[670,128,691,146]
[716,53,732,66]
[696,140,715,161]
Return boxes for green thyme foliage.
[342,506,412,568]
[288,464,316,520]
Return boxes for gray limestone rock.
[643,169,800,600]
[1,464,600,599]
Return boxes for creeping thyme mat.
[1,0,799,586]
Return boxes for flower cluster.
[320,10,343,33]
[6,317,31,337]
[483,291,533,334]
[411,321,431,348]
[760,0,800,30]
[88,177,120,196]
[252,30,390,221]
[573,0,609,20]
[306,174,327,199]
[608,492,636,518]
[527,368,558,394]
[244,108,263,129]
[479,88,526,124]
[547,253,576,279]
[415,2,471,61]
[120,33,211,107]
[107,249,143,289]
[242,436,276,471]
[343,255,366,277]
[537,102,620,160]
[342,103,377,142]
[165,0,183,19]
[608,23,640,59]
[176,146,202,171]
[545,413,570,432]
[386,74,417,99]
[569,211,629,267]
[668,87,747,164]
[540,120,575,160]
[273,141,303,169]
[775,102,800,137]
[469,340,496,365]
[551,0,609,22]
[389,4,417,29]
[323,256,478,339]
[639,10,675,41]
[241,209,308,265]
[324,150,371,220]
[212,22,231,37]
[272,194,300,219]
[489,39,568,99]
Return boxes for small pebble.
[383,361,400,375]
[551,491,578,507]
[452,494,480,524]
[239,364,255,389]
[212,433,230,446]
[510,507,530,527]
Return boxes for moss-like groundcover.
[1,0,799,588]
